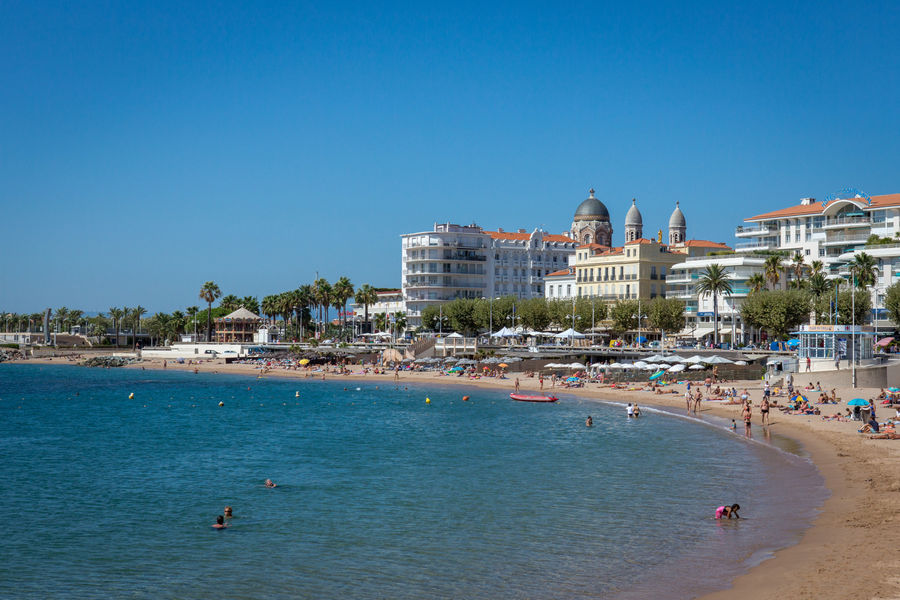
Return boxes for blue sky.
[1,1,898,313]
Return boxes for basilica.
[569,189,687,248]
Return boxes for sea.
[0,364,826,599]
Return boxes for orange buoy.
[462,396,470,401]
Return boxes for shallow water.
[0,365,825,599]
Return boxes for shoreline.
[10,357,900,599]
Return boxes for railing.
[734,225,773,237]
[823,216,871,228]
[735,241,773,250]
[823,232,871,244]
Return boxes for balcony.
[734,225,774,238]
[666,273,695,284]
[822,216,872,230]
[822,232,871,247]
[735,241,773,252]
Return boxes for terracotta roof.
[682,240,732,249]
[624,238,656,245]
[746,193,900,221]
[545,268,574,278]
[487,230,574,243]
[577,243,608,250]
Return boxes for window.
[794,232,800,242]
[819,248,825,257]
[805,249,810,256]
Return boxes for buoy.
[295,391,299,397]
[462,396,470,401]
[128,393,134,400]
[426,398,431,404]
[218,401,224,407]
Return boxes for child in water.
[715,504,741,519]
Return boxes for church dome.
[574,189,610,221]
[669,201,686,228]
[625,198,642,226]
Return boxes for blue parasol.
[847,398,870,406]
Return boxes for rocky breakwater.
[81,356,139,368]
[0,348,24,362]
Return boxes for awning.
[876,336,895,346]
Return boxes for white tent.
[554,328,586,339]
[446,332,463,338]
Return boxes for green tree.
[199,281,222,342]
[185,306,199,339]
[815,288,871,325]
[885,282,900,326]
[474,296,515,332]
[646,297,685,342]
[764,255,783,290]
[374,311,388,332]
[444,298,479,335]
[421,304,442,331]
[332,277,355,335]
[131,305,147,348]
[516,297,552,332]
[849,251,878,289]
[747,273,767,294]
[696,264,733,346]
[609,299,640,336]
[240,296,260,314]
[219,294,240,312]
[392,311,407,338]
[313,278,332,338]
[354,284,378,333]
[109,307,124,347]
[740,290,810,340]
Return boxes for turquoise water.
[0,364,824,599]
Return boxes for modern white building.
[737,192,900,327]
[667,255,769,342]
[401,223,577,327]
[351,290,405,321]
[544,266,576,299]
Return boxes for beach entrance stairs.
[407,337,436,360]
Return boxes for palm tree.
[392,311,407,339]
[186,306,199,340]
[261,295,278,324]
[240,295,260,314]
[332,277,354,336]
[747,273,766,294]
[219,294,240,312]
[809,260,824,276]
[696,264,733,347]
[808,273,830,299]
[55,307,68,334]
[276,292,294,338]
[355,284,378,334]
[131,305,147,348]
[764,255,783,290]
[374,312,388,332]
[199,281,222,342]
[109,307,124,347]
[68,309,84,334]
[849,252,878,289]
[313,278,332,339]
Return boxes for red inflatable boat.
[509,393,559,403]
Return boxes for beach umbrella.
[706,355,734,364]
[684,355,706,364]
[734,360,748,366]
[298,358,310,365]
[566,376,579,382]
[847,398,870,406]
[498,363,509,368]
[569,362,587,369]
[688,364,706,370]
[633,361,649,368]
[791,394,807,403]
[889,387,900,393]
[608,362,624,369]
[657,363,671,369]
[641,364,657,371]
[620,363,636,370]
[667,364,686,372]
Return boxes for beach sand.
[16,355,900,599]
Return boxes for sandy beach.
[17,355,900,599]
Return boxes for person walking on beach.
[514,378,520,393]
[806,356,811,372]
[693,390,702,414]
[760,395,770,426]
[742,403,752,436]
[539,375,544,390]
[685,388,692,412]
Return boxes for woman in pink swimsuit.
[715,503,741,519]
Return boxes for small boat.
[510,393,558,403]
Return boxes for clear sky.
[1,1,898,313]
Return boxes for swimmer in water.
[224,506,233,518]
[586,415,593,427]
[715,503,741,519]
[265,479,277,488]
[213,515,227,529]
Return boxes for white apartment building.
[737,192,900,327]
[667,255,770,342]
[401,223,577,327]
[544,266,576,299]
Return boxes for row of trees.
[418,295,686,339]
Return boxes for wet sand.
[16,355,900,599]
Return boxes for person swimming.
[224,506,233,518]
[586,416,593,427]
[212,515,227,529]
[715,503,741,519]
[265,479,277,488]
